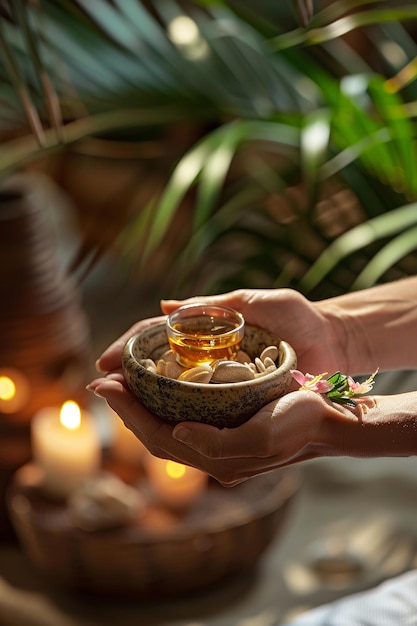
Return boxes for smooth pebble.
[141,346,280,384]
[211,360,255,383]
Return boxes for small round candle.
[0,367,30,414]
[109,407,147,467]
[32,401,101,500]
[145,455,208,510]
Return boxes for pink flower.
[348,369,379,395]
[291,368,379,409]
[290,370,334,394]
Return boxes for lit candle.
[109,408,147,467]
[145,455,208,510]
[0,367,30,414]
[32,401,101,499]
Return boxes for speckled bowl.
[122,322,297,429]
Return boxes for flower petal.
[315,380,334,393]
[290,369,307,386]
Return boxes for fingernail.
[86,379,101,391]
[173,426,192,444]
[95,359,105,373]
[86,383,104,399]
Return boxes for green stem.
[0,106,193,179]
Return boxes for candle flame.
[165,460,186,479]
[60,401,81,430]
[0,376,16,401]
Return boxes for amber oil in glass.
[166,305,245,368]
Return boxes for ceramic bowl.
[122,322,297,429]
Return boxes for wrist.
[318,392,417,458]
[315,297,374,376]
[316,278,417,373]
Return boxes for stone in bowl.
[122,322,297,429]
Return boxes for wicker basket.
[7,463,300,598]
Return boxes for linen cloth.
[285,570,417,625]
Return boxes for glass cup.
[166,303,245,368]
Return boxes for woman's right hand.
[161,288,347,379]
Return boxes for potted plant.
[1,0,417,299]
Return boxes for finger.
[172,403,278,459]
[92,378,171,443]
[91,380,302,485]
[172,391,328,461]
[96,316,165,372]
[87,370,126,394]
[161,292,249,315]
[91,379,213,467]
[161,289,296,333]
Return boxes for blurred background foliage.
[1,0,417,300]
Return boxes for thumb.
[161,291,249,316]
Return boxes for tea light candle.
[32,401,101,499]
[0,367,30,414]
[145,455,208,510]
[109,408,147,467]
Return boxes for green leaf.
[140,137,213,261]
[140,118,301,264]
[332,77,399,183]
[352,224,417,289]
[299,202,417,292]
[368,75,417,196]
[327,371,345,385]
[74,0,143,51]
[111,0,173,53]
[0,107,186,178]
[272,6,417,50]
[310,0,383,27]
[194,122,248,230]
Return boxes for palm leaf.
[299,203,417,292]
[137,118,301,264]
[2,0,417,296]
[352,225,417,289]
[272,4,417,50]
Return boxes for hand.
[89,288,353,485]
[96,288,347,378]
[88,283,417,483]
[88,368,417,486]
[88,370,361,485]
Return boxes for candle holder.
[7,462,300,598]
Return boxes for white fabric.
[285,570,417,625]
